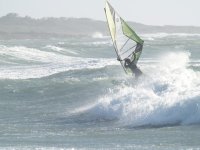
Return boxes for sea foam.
[0,45,117,79]
[74,52,200,127]
[141,33,200,41]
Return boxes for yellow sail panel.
[104,1,144,75]
[105,1,116,42]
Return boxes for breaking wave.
[73,52,200,127]
[44,45,78,55]
[92,32,109,39]
[141,33,200,40]
[0,45,117,79]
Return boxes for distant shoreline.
[1,13,200,39]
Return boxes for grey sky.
[1,0,199,26]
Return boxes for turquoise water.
[0,33,200,149]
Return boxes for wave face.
[0,35,200,149]
[75,52,200,127]
[0,45,116,79]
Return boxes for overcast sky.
[1,0,199,26]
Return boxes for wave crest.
[74,52,200,127]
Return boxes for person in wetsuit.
[124,58,142,78]
[117,43,143,78]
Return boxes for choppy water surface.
[0,33,200,150]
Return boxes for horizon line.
[1,13,200,28]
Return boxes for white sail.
[104,1,144,74]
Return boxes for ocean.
[0,33,200,150]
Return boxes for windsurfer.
[124,58,142,78]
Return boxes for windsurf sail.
[104,1,144,74]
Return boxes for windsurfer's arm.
[117,57,122,61]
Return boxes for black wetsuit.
[124,58,142,78]
[117,43,143,78]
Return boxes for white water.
[74,52,200,127]
[1,36,200,149]
[141,33,200,40]
[92,32,109,39]
[0,45,117,79]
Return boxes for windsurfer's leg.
[134,68,143,79]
